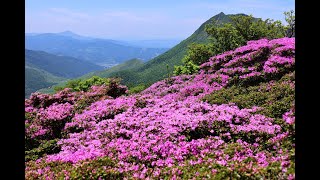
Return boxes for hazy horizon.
[25,31,184,41]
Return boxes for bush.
[54,76,110,92]
[154,142,294,180]
[203,73,294,118]
[174,61,200,75]
[128,84,148,94]
[25,139,60,162]
[25,157,124,179]
[106,78,128,98]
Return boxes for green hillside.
[82,12,240,85]
[25,49,104,78]
[25,49,104,97]
[25,66,66,98]
[40,58,144,93]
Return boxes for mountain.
[56,31,95,40]
[82,12,245,86]
[25,31,169,66]
[26,49,104,78]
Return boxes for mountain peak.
[58,31,78,36]
[56,31,95,40]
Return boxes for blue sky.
[26,0,295,40]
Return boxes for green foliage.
[134,97,148,108]
[166,64,171,79]
[26,157,124,179]
[174,61,200,75]
[206,22,245,53]
[156,143,294,180]
[106,78,128,98]
[173,43,213,75]
[54,76,110,92]
[284,10,295,37]
[25,49,103,79]
[263,19,286,39]
[25,66,66,98]
[25,139,60,162]
[206,14,286,49]
[203,72,295,119]
[128,84,148,94]
[73,95,103,114]
[184,43,215,66]
[229,15,285,41]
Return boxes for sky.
[25,0,295,40]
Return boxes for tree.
[229,15,285,41]
[263,19,286,39]
[206,22,244,53]
[174,43,213,75]
[284,10,295,37]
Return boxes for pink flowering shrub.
[25,80,129,161]
[25,37,295,179]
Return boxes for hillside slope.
[25,49,104,97]
[25,66,66,98]
[82,58,144,79]
[40,59,145,93]
[25,37,295,179]
[26,49,104,78]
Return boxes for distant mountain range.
[25,31,171,66]
[80,12,247,86]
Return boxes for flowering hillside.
[25,37,295,179]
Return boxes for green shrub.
[25,139,60,162]
[154,142,293,180]
[134,97,148,108]
[54,76,111,92]
[203,73,294,119]
[128,84,148,94]
[25,157,124,179]
[174,61,200,75]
